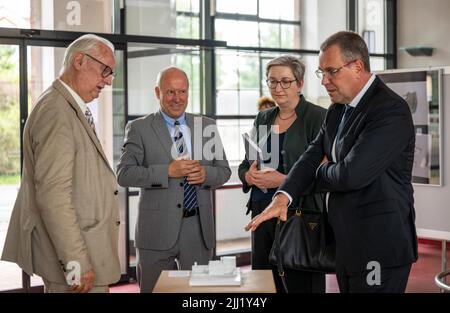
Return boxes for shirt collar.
[348,74,376,108]
[58,78,88,114]
[160,110,186,126]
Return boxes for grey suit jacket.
[1,80,121,285]
[117,111,231,250]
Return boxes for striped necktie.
[85,107,97,134]
[174,121,198,212]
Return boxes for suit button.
[179,182,183,187]
[114,190,118,195]
[116,221,121,226]
[177,204,182,208]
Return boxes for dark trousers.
[336,263,412,293]
[250,200,325,293]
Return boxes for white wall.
[215,188,251,241]
[397,0,450,240]
[397,0,450,68]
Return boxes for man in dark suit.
[246,31,418,293]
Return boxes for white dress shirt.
[58,78,89,119]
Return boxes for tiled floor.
[111,239,449,293]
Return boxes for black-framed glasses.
[266,78,297,89]
[84,53,116,78]
[315,60,358,79]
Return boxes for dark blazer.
[238,95,326,212]
[280,77,418,272]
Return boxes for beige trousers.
[43,279,109,293]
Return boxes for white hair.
[61,34,114,74]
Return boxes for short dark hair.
[320,31,371,72]
[266,55,306,81]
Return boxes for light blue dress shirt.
[160,110,193,159]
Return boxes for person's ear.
[354,59,364,74]
[73,52,85,71]
[155,86,161,100]
[296,79,304,91]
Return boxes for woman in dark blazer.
[238,55,326,293]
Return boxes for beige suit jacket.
[1,80,121,286]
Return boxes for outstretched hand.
[245,193,289,231]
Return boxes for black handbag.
[269,206,336,291]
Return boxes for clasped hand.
[244,161,286,189]
[168,159,206,185]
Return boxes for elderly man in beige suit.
[1,34,121,293]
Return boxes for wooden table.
[153,270,276,293]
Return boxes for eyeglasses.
[266,78,297,89]
[84,53,116,78]
[315,60,358,79]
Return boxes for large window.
[127,43,201,116]
[0,0,396,291]
[0,0,118,33]
[0,43,22,292]
[215,0,301,49]
[126,0,200,39]
[215,50,261,116]
[214,0,392,166]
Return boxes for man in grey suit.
[1,34,121,293]
[117,66,231,292]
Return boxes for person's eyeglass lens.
[266,79,297,89]
[84,53,116,78]
[315,60,357,79]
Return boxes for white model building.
[189,256,241,286]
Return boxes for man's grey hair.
[156,66,189,88]
[61,34,115,74]
[320,31,371,72]
[266,55,306,81]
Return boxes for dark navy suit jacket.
[280,76,418,272]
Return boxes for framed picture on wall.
[376,68,443,186]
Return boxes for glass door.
[0,42,23,292]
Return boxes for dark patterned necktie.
[174,121,198,212]
[336,104,354,141]
[85,107,97,135]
